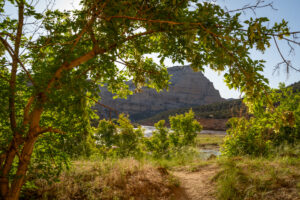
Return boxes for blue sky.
[207,0,300,98]
[6,0,300,99]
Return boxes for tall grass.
[214,152,300,200]
[21,158,180,200]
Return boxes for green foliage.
[222,85,300,156]
[1,0,299,198]
[145,110,202,158]
[114,114,144,158]
[95,110,201,159]
[145,120,170,158]
[95,114,144,158]
[222,117,272,156]
[95,120,117,148]
[169,109,203,148]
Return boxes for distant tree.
[0,0,299,199]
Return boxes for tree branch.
[36,127,66,136]
[225,0,276,14]
[9,1,25,135]
[0,36,35,86]
[102,15,214,27]
[86,95,118,115]
[45,29,158,93]
[273,36,300,73]
[23,96,35,126]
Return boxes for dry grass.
[22,158,180,200]
[214,156,300,200]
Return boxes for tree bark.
[7,137,38,200]
[0,102,42,200]
[1,2,25,199]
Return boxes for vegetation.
[195,134,225,149]
[0,0,300,199]
[138,99,245,124]
[138,81,300,124]
[215,151,300,200]
[21,158,180,200]
[222,85,300,157]
[95,114,144,158]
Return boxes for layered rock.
[96,65,223,121]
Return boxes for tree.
[0,0,299,199]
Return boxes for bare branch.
[86,95,118,120]
[273,36,300,73]
[226,0,276,15]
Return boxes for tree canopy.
[0,0,299,199]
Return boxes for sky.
[5,0,300,99]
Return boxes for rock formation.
[95,65,223,121]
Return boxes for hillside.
[138,99,246,130]
[289,80,300,92]
[95,65,224,121]
[139,80,300,129]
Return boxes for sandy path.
[172,164,218,200]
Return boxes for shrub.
[114,114,144,158]
[169,109,202,148]
[95,114,144,158]
[95,120,117,148]
[222,117,271,156]
[145,109,202,158]
[145,120,170,158]
[222,85,300,156]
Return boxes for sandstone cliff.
[95,65,223,121]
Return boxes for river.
[141,125,226,137]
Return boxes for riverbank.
[21,135,300,200]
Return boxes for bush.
[114,114,144,158]
[222,117,271,156]
[169,109,202,148]
[94,114,144,158]
[145,109,202,158]
[222,85,300,156]
[145,120,170,158]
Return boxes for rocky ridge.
[96,65,223,121]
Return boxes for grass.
[147,148,215,171]
[214,155,300,200]
[21,158,180,200]
[21,134,300,200]
[195,134,225,149]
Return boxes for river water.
[141,126,226,137]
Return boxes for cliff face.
[96,65,223,121]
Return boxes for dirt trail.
[172,164,219,200]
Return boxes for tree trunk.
[7,137,37,200]
[0,139,20,198]
[0,105,43,200]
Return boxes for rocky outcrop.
[96,65,223,121]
